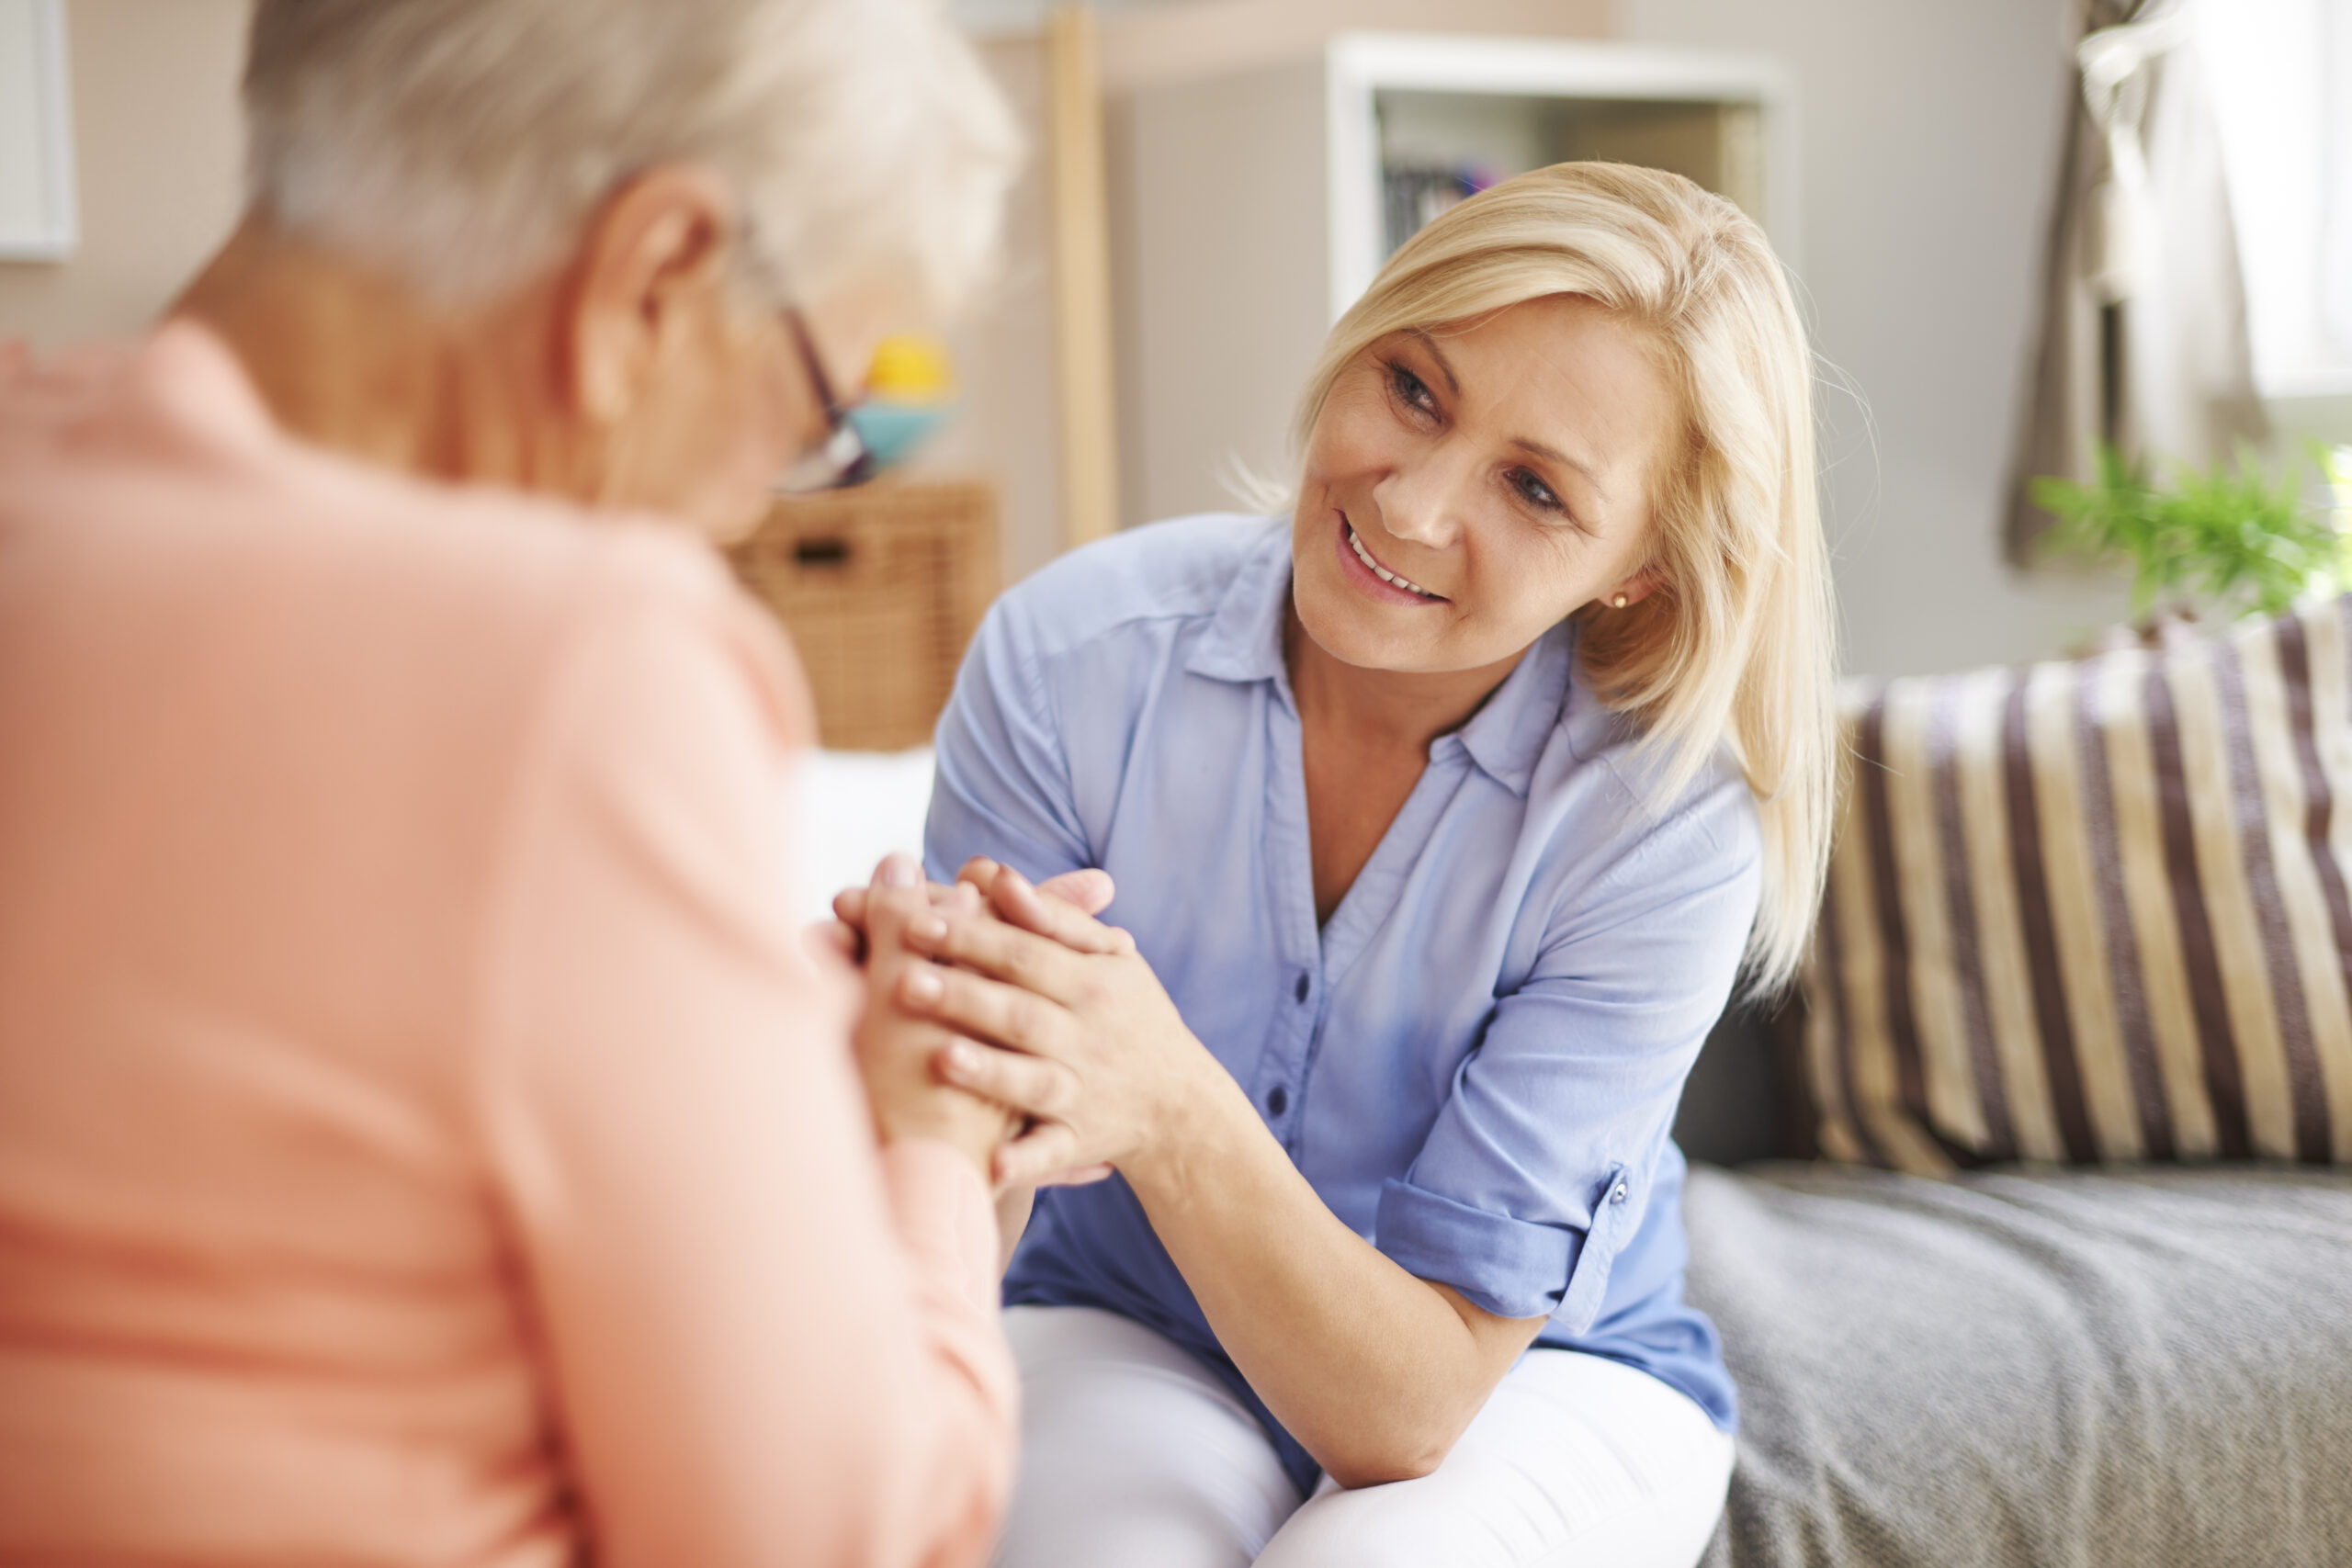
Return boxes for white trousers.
[995,1306,1735,1568]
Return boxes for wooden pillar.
[1046,3,1121,550]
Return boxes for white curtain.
[2006,0,2268,562]
[2322,4,2352,362]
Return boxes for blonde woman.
[883,164,1838,1565]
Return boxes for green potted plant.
[2031,443,2351,622]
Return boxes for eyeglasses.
[779,306,877,493]
[777,306,957,495]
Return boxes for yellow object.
[864,334,956,405]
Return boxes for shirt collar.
[1184,520,1294,684]
[1453,617,1577,797]
[1185,520,1578,798]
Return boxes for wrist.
[1122,1047,1250,1202]
[875,1089,1007,1178]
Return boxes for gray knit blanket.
[1683,1163,2352,1568]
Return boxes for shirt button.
[1611,1181,1630,1203]
[1267,1085,1289,1116]
[1294,973,1310,1004]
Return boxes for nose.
[1372,441,1476,552]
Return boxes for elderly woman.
[0,2,1033,1565]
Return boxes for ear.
[561,164,741,426]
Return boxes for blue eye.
[1386,360,1437,416]
[1510,468,1563,513]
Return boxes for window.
[2198,0,2352,399]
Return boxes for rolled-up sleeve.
[1374,764,1760,1328]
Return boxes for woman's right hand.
[924,859,1124,1191]
[899,866,1231,1187]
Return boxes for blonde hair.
[241,0,1020,313]
[1293,163,1838,990]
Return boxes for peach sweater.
[0,326,1014,1568]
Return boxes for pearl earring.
[1611,593,1629,609]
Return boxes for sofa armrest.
[1674,993,1815,1166]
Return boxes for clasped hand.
[831,855,1218,1190]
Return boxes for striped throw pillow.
[1804,599,2352,1173]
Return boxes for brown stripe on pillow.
[2096,646,2221,1156]
[2072,657,2177,1157]
[1804,802,1883,1168]
[1884,679,1993,1147]
[2280,608,2352,1160]
[1821,724,1952,1174]
[2002,672,2101,1162]
[2271,613,2352,989]
[2221,623,2335,1163]
[1859,699,1944,1154]
[2312,604,2352,1159]
[2143,654,2256,1159]
[1957,667,2068,1162]
[1803,767,1860,1164]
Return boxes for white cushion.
[789,747,937,929]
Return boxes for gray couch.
[1672,1007,2352,1568]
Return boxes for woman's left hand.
[897,864,1227,1187]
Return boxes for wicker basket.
[727,480,1001,751]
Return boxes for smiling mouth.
[1346,521,1446,600]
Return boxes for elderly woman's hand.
[895,864,1228,1188]
[849,859,1017,1173]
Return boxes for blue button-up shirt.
[926,516,1755,1493]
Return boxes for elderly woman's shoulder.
[292,457,746,655]
[988,513,1281,660]
[218,435,786,739]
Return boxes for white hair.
[242,0,1022,312]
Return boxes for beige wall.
[906,37,1069,589]
[0,0,246,349]
[1618,0,2133,678]
[1099,0,1607,90]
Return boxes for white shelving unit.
[1328,35,1796,312]
[1107,32,1795,527]
[0,0,77,261]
